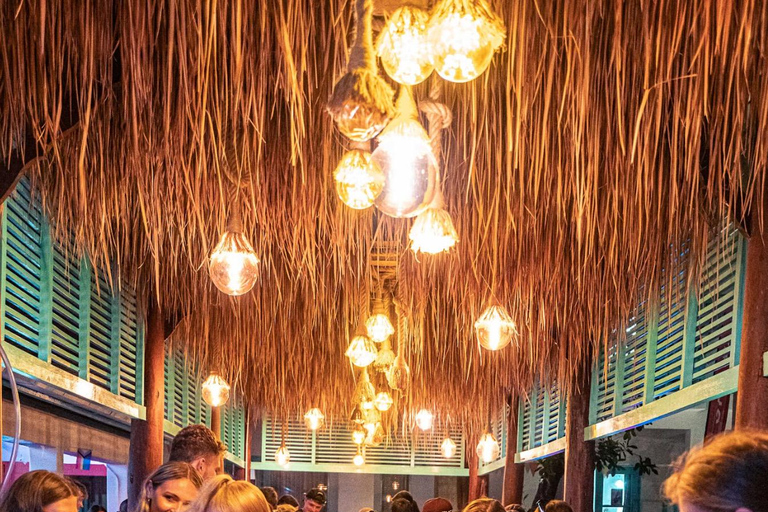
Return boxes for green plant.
[595,426,659,476]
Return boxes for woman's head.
[138,462,204,512]
[0,470,78,512]
[543,501,572,512]
[461,499,504,512]
[188,475,270,512]
[664,431,768,512]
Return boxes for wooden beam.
[735,183,768,429]
[128,297,165,510]
[563,362,595,512]
[502,394,524,506]
[211,406,222,439]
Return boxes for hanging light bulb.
[364,421,385,447]
[376,6,433,85]
[428,0,506,83]
[365,313,395,343]
[334,149,386,209]
[352,424,367,445]
[355,368,376,404]
[373,87,436,218]
[353,446,365,466]
[476,432,500,463]
[346,335,378,367]
[275,444,291,466]
[474,305,518,351]
[441,437,457,458]
[387,354,411,391]
[304,408,325,431]
[374,391,394,411]
[202,372,231,407]
[351,404,366,424]
[409,190,458,254]
[209,208,260,296]
[415,409,433,431]
[374,339,396,373]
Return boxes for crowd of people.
[0,427,765,512]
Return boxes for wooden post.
[128,298,166,510]
[210,406,222,439]
[467,434,488,501]
[502,394,524,506]
[736,185,768,429]
[563,361,595,512]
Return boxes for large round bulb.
[428,0,506,83]
[333,101,391,142]
[441,437,457,458]
[275,445,291,466]
[387,354,411,390]
[415,409,433,431]
[209,231,260,296]
[346,335,378,367]
[374,391,394,411]
[365,313,395,343]
[304,408,325,431]
[353,450,365,466]
[373,118,436,218]
[202,373,231,407]
[334,150,385,209]
[374,344,396,373]
[476,433,500,463]
[377,6,433,85]
[474,305,518,351]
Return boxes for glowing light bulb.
[346,335,378,367]
[352,424,367,445]
[428,0,506,83]
[366,313,395,343]
[476,432,500,463]
[374,343,396,373]
[353,448,365,466]
[209,231,260,296]
[201,373,231,407]
[409,205,458,254]
[364,422,385,446]
[335,150,385,209]
[361,400,375,410]
[304,408,325,431]
[377,6,433,85]
[374,391,394,411]
[351,404,366,424]
[441,437,457,458]
[275,445,291,466]
[415,409,433,430]
[373,88,436,218]
[474,305,518,351]
[387,354,411,390]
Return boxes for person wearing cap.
[300,489,326,512]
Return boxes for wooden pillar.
[563,363,595,512]
[736,186,768,429]
[502,394,524,506]
[233,416,251,481]
[210,406,222,439]
[128,298,166,510]
[467,434,488,501]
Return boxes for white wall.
[107,464,128,512]
[337,473,375,512]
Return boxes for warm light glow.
[441,437,457,458]
[364,422,385,446]
[201,373,231,407]
[352,424,367,445]
[374,391,394,411]
[304,408,325,431]
[333,101,391,143]
[409,206,458,254]
[334,150,385,209]
[365,313,395,343]
[275,445,291,466]
[376,6,433,85]
[346,335,378,367]
[415,409,433,431]
[209,231,260,296]
[476,432,500,463]
[474,305,518,351]
[353,447,365,466]
[387,354,411,390]
[386,496,392,504]
[361,400,375,410]
[428,0,506,83]
[351,404,366,424]
[374,344,396,372]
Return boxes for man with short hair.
[261,487,279,510]
[169,424,227,480]
[300,489,326,512]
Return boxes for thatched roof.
[2,0,767,434]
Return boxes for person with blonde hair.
[135,462,204,512]
[188,475,270,512]
[0,470,78,512]
[460,499,503,512]
[664,430,768,512]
